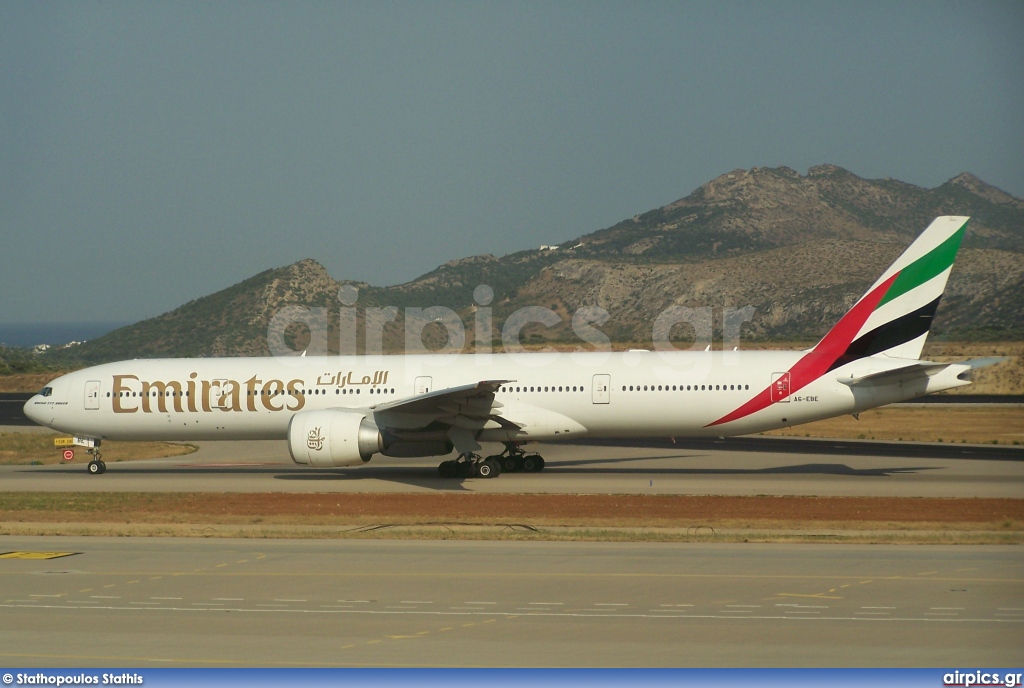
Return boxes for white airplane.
[25,216,996,478]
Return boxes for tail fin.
[706,216,969,428]
[813,216,968,369]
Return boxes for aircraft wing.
[369,379,522,431]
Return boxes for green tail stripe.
[876,221,967,309]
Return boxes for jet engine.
[287,410,384,467]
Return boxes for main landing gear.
[437,454,500,479]
[86,445,106,475]
[436,443,545,479]
[489,442,545,474]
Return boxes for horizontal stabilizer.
[838,362,947,387]
[956,356,1010,371]
[838,357,1008,388]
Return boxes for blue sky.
[2,1,1021,325]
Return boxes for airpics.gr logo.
[944,671,1023,687]
[306,426,325,451]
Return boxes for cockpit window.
[39,387,53,397]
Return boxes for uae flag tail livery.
[709,216,995,428]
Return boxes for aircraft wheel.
[521,455,541,473]
[87,460,103,475]
[458,461,476,479]
[476,458,501,479]
[438,460,458,479]
[534,456,545,471]
[500,455,518,473]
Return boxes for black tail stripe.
[826,296,941,372]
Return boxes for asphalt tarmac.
[2,430,1022,667]
[0,537,1020,667]
[2,432,1022,497]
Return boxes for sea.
[0,322,130,348]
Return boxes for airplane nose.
[22,395,48,427]
[22,396,41,424]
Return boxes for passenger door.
[84,380,101,410]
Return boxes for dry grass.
[0,431,196,465]
[762,406,1024,444]
[2,493,1020,544]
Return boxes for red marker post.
[62,449,74,462]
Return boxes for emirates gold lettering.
[112,375,311,414]
[218,380,242,412]
[200,379,213,412]
[187,373,198,413]
[244,376,262,412]
[141,380,183,413]
[262,379,284,411]
[112,375,139,414]
[286,379,304,411]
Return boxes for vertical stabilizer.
[707,216,969,429]
[815,215,968,368]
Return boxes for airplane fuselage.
[24,349,967,444]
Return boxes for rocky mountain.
[44,165,1024,364]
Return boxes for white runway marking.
[2,601,1021,625]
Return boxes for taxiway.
[1,433,1021,498]
[0,537,1020,667]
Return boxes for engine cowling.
[288,410,383,467]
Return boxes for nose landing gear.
[85,444,105,475]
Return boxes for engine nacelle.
[288,410,383,467]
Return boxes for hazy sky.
[2,1,1022,325]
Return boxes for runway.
[3,433,1022,667]
[2,433,1022,497]
[0,536,1020,667]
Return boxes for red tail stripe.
[706,272,898,427]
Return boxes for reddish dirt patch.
[6,493,1022,528]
